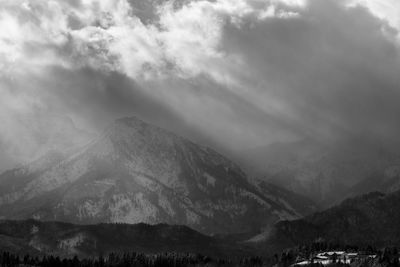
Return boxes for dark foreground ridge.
[1,218,400,266]
[0,245,399,266]
[0,251,268,267]
[264,190,400,253]
[0,219,259,259]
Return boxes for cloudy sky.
[0,0,399,170]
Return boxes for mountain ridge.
[238,138,400,207]
[260,189,400,253]
[0,116,315,235]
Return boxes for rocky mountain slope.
[262,190,400,252]
[0,219,252,258]
[0,116,315,235]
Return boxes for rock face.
[0,117,314,235]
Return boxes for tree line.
[1,241,400,267]
[0,251,265,267]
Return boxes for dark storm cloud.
[1,0,400,170]
[220,0,400,147]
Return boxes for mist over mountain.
[1,0,400,264]
[0,116,315,235]
[238,138,400,207]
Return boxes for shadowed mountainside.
[261,190,400,252]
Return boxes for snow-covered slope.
[0,117,314,234]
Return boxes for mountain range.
[3,115,400,260]
[2,189,400,259]
[0,116,315,235]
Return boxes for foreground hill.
[263,190,400,252]
[0,116,315,235]
[0,219,254,258]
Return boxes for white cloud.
[348,0,400,38]
[1,0,400,169]
[0,0,308,80]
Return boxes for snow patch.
[238,189,271,208]
[158,195,176,217]
[204,173,216,187]
[246,229,271,243]
[31,225,39,234]
[109,193,159,224]
[185,209,201,224]
[32,214,41,220]
[276,198,299,216]
[77,200,103,219]
[58,233,86,251]
[133,173,161,192]
[273,209,297,221]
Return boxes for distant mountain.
[0,116,315,235]
[261,190,400,252]
[238,138,400,207]
[345,166,400,199]
[0,219,252,258]
[0,113,93,172]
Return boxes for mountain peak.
[115,116,150,127]
[106,116,179,142]
[0,116,315,235]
